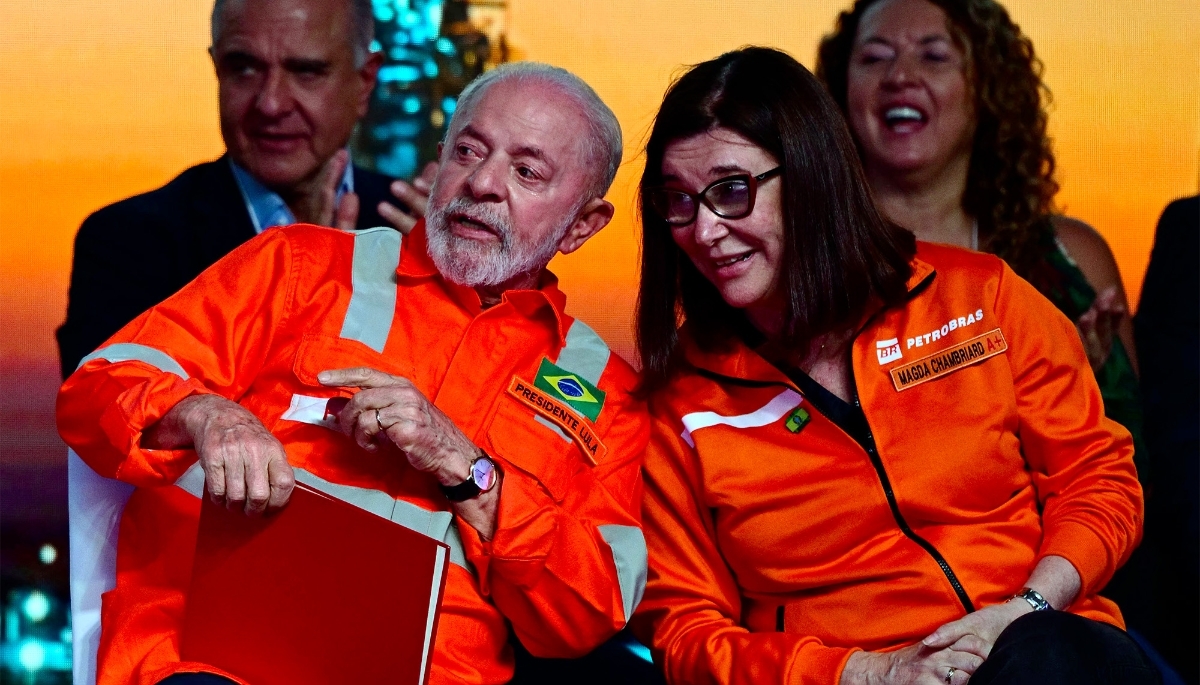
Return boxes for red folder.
[181,482,450,685]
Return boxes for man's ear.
[356,51,386,117]
[558,197,615,255]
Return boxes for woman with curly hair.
[815,0,1147,480]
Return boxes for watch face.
[471,458,498,492]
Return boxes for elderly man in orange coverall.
[57,62,648,685]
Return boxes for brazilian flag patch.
[784,407,810,433]
[533,358,606,422]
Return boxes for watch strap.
[1013,587,1052,611]
[439,452,497,503]
[440,473,482,502]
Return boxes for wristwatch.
[440,452,500,502]
[1012,587,1053,612]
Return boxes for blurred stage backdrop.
[0,0,1196,680]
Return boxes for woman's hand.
[840,642,983,685]
[1075,285,1125,371]
[920,599,1031,661]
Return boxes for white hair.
[445,62,623,200]
[211,0,375,67]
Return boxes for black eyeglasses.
[648,167,782,226]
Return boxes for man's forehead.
[214,0,349,53]
[459,80,591,151]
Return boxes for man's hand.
[921,599,1030,661]
[378,161,437,234]
[294,149,359,230]
[317,367,474,485]
[144,394,294,515]
[840,641,984,685]
[1075,285,1125,371]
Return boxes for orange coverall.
[632,242,1142,685]
[57,222,649,685]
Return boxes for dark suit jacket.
[57,156,397,378]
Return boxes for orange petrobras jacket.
[632,242,1142,685]
[57,222,649,685]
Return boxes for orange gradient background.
[1,1,1197,522]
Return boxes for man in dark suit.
[1135,195,1199,685]
[58,0,431,378]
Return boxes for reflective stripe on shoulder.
[679,389,802,448]
[172,462,472,572]
[77,343,190,378]
[340,227,402,353]
[597,524,647,623]
[555,319,610,386]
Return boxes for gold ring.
[375,410,386,433]
[945,667,957,684]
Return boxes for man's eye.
[517,166,538,180]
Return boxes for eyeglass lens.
[651,177,753,225]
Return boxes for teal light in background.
[352,0,504,180]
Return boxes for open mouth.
[450,212,498,237]
[883,106,926,130]
[714,252,753,268]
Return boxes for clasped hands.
[842,599,1032,684]
[296,151,437,235]
[172,367,476,516]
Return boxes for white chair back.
[68,448,134,685]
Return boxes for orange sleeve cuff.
[460,469,559,590]
[1038,520,1114,595]
[791,645,858,685]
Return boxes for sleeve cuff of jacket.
[1038,520,1114,595]
[100,375,217,486]
[460,468,560,591]
[791,645,858,685]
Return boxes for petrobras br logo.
[876,338,903,365]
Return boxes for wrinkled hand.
[842,640,984,685]
[1075,286,1125,371]
[296,149,359,230]
[378,161,437,234]
[317,367,474,484]
[922,599,1030,662]
[173,394,294,515]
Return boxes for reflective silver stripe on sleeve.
[597,524,648,622]
[555,319,610,386]
[77,343,190,379]
[171,463,472,572]
[339,227,402,353]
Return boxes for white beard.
[425,194,579,287]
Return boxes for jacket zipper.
[694,365,976,617]
[853,393,976,614]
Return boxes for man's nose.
[464,158,506,201]
[254,68,293,118]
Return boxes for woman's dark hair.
[637,47,916,393]
[816,0,1058,279]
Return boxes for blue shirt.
[228,157,355,233]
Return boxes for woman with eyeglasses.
[630,47,1155,685]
